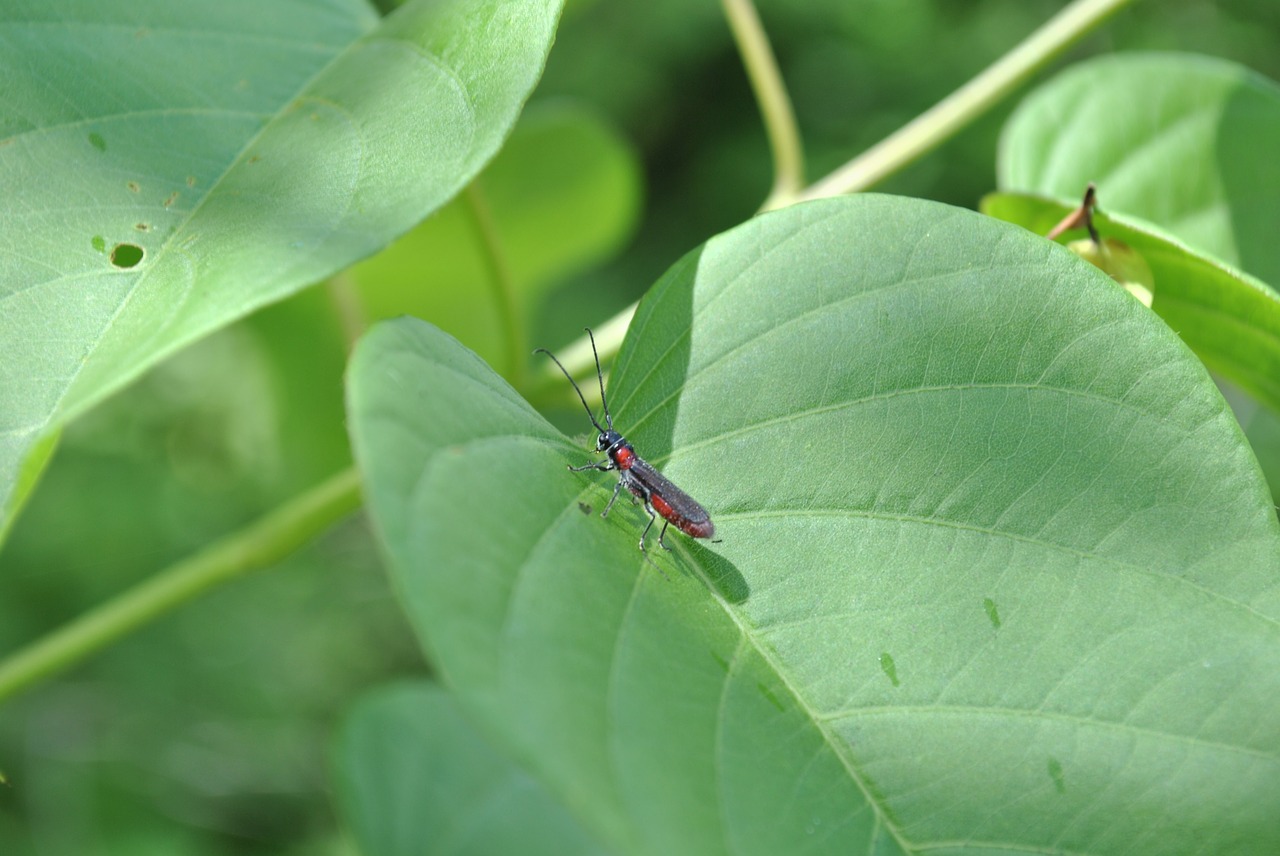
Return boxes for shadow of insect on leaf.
[577,501,592,515]
[686,539,749,605]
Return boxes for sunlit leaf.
[998,52,1280,285]
[982,191,1280,414]
[348,195,1280,854]
[0,0,563,534]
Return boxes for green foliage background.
[2,0,1280,854]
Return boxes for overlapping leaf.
[0,0,563,534]
[347,195,1280,854]
[997,52,1280,286]
[350,104,640,377]
[982,192,1280,413]
[335,682,608,856]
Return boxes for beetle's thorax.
[599,430,636,469]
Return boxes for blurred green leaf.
[347,195,1280,854]
[0,431,58,550]
[349,103,641,378]
[1223,379,1280,507]
[0,0,564,536]
[335,682,607,856]
[244,287,355,494]
[997,52,1280,285]
[982,192,1280,414]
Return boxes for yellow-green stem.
[0,468,362,705]
[324,272,368,353]
[531,307,633,411]
[464,181,525,388]
[797,0,1139,202]
[721,0,805,211]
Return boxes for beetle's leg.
[656,520,672,551]
[569,459,614,473]
[602,479,624,519]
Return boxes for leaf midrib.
[684,543,918,855]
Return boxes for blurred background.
[2,0,1278,852]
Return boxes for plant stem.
[0,468,362,706]
[721,0,804,212]
[797,0,1138,202]
[582,0,1136,345]
[324,272,368,353]
[463,181,525,388]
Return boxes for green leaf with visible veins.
[0,0,563,536]
[997,52,1280,286]
[334,682,609,856]
[347,195,1280,855]
[982,191,1280,415]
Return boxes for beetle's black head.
[596,429,624,453]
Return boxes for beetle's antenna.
[534,346,607,435]
[584,327,613,430]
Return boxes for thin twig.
[798,0,1138,202]
[721,0,805,211]
[463,181,525,387]
[0,468,362,705]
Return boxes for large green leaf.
[347,195,1280,854]
[997,53,1280,286]
[350,103,641,378]
[0,0,563,534]
[335,682,607,856]
[982,192,1280,413]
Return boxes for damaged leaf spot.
[110,243,144,268]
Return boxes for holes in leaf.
[110,243,144,268]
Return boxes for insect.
[535,329,715,559]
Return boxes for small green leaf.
[334,682,607,856]
[0,0,564,533]
[998,53,1280,285]
[348,195,1280,854]
[983,191,1280,414]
